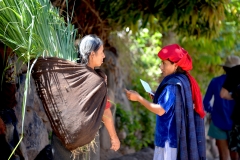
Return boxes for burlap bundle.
[32,57,107,151]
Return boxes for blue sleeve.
[203,78,214,113]
[157,85,175,113]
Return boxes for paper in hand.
[140,79,155,96]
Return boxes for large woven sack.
[32,57,107,150]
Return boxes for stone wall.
[15,74,51,160]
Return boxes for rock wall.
[15,74,51,160]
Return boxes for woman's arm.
[102,108,120,151]
[125,89,165,116]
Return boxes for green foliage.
[97,0,229,39]
[179,0,240,94]
[115,103,155,150]
[129,28,162,89]
[112,29,163,150]
[0,0,78,63]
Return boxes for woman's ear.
[174,63,178,69]
[90,51,94,57]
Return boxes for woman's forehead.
[162,59,170,63]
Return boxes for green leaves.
[115,103,155,150]
[177,1,240,93]
[0,0,78,63]
[96,0,229,39]
[111,29,162,150]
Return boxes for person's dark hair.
[176,67,186,74]
[77,34,103,64]
[168,59,186,74]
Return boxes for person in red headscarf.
[125,44,206,160]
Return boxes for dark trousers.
[229,124,240,155]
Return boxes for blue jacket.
[203,74,235,130]
[154,84,177,148]
[154,73,206,160]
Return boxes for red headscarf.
[158,44,205,118]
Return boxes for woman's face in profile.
[160,60,178,77]
[92,45,105,67]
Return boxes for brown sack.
[32,57,107,151]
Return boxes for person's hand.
[149,91,155,100]
[0,117,6,135]
[110,135,120,151]
[125,89,140,101]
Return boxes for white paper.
[140,79,155,96]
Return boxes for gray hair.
[77,34,103,64]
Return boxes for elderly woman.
[51,35,120,160]
[125,44,206,160]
